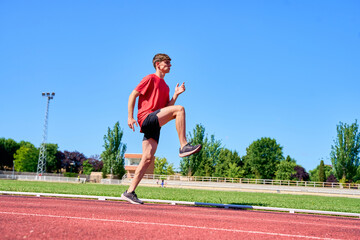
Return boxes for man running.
[121,53,201,204]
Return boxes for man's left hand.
[175,82,185,96]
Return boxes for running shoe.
[121,190,144,204]
[179,143,202,157]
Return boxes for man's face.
[157,60,171,73]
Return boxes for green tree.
[319,160,325,182]
[101,122,127,178]
[275,155,297,180]
[44,143,60,173]
[243,137,284,179]
[226,162,244,178]
[0,138,20,170]
[330,120,360,182]
[154,157,175,175]
[194,135,222,176]
[166,163,175,175]
[180,124,222,176]
[13,143,39,172]
[214,148,243,178]
[82,160,94,175]
[180,124,206,176]
[309,163,334,182]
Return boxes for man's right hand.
[128,117,138,132]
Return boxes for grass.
[1,179,360,213]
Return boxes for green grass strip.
[1,179,359,213]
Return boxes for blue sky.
[1,0,359,172]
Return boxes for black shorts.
[141,109,161,143]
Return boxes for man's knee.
[142,153,154,165]
[175,105,185,114]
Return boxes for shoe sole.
[121,193,144,204]
[179,145,202,158]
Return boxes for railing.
[3,171,359,190]
[0,171,90,181]
[125,174,360,190]
[0,174,86,183]
[0,170,63,176]
[101,179,122,184]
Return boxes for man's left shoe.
[121,190,144,204]
[179,143,202,157]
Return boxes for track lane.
[1,195,359,239]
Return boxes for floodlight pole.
[37,92,55,176]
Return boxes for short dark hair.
[153,53,171,69]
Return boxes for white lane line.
[170,212,360,230]
[0,211,342,240]
[1,196,358,231]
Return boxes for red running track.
[0,195,359,240]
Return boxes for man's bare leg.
[156,105,187,148]
[127,138,158,193]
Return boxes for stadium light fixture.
[37,92,56,176]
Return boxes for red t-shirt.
[135,74,170,128]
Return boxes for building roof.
[124,153,142,158]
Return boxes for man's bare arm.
[128,90,140,131]
[167,82,185,106]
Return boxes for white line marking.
[0,211,342,240]
[175,211,360,230]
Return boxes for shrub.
[64,172,78,178]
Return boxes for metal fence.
[0,174,86,183]
[0,170,63,176]
[101,179,122,184]
[2,170,359,190]
[125,174,360,190]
